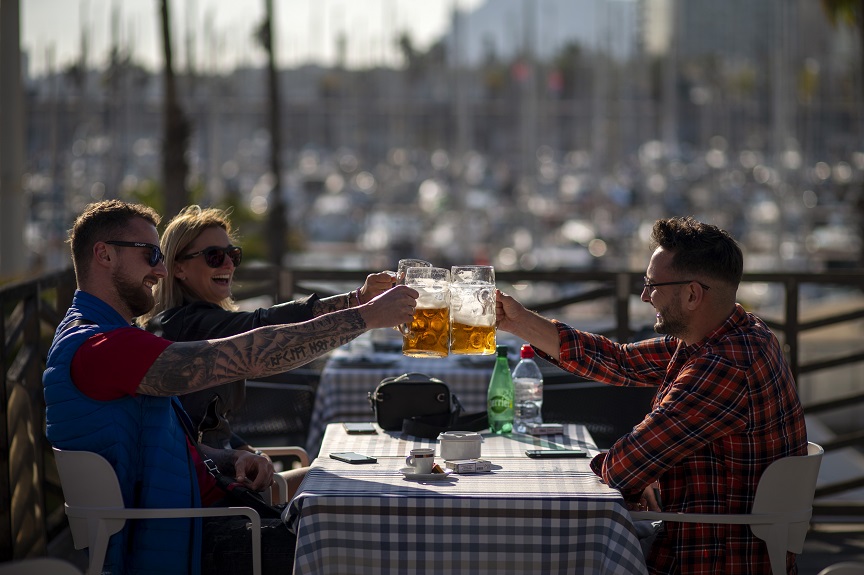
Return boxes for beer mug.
[402,267,451,358]
[395,259,433,334]
[396,259,432,285]
[449,265,496,355]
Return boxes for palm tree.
[258,0,287,265]
[159,0,190,219]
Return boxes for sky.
[22,0,485,77]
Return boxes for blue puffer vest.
[44,290,203,575]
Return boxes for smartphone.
[524,423,564,436]
[330,452,378,464]
[343,422,378,435]
[525,449,587,459]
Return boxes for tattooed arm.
[312,271,395,315]
[138,284,417,397]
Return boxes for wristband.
[352,288,362,307]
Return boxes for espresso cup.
[404,447,435,474]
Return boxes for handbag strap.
[400,407,489,439]
[171,400,224,480]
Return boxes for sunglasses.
[643,278,711,291]
[179,245,243,268]
[105,240,165,267]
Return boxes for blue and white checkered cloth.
[286,423,648,575]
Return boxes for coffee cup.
[404,447,435,474]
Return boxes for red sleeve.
[71,327,173,400]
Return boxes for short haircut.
[68,200,161,282]
[650,216,743,288]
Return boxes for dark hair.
[650,216,743,287]
[68,200,161,280]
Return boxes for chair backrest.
[231,380,316,447]
[817,562,864,575]
[0,558,83,575]
[52,447,128,547]
[750,441,824,553]
[541,381,656,449]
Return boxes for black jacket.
[146,295,318,448]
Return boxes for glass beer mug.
[395,259,432,335]
[449,265,496,355]
[402,267,451,358]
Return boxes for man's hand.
[359,285,418,330]
[233,451,275,492]
[634,481,662,512]
[496,289,561,360]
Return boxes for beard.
[112,268,156,318]
[653,300,688,339]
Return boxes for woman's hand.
[233,450,275,491]
[358,272,397,304]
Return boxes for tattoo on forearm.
[312,293,350,316]
[139,308,368,396]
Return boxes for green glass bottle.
[487,345,514,434]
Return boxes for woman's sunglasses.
[179,245,243,268]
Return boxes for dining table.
[285,422,649,575]
[305,330,526,457]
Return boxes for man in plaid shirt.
[496,217,807,575]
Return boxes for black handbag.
[367,373,488,439]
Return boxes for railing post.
[615,272,632,342]
[784,276,800,386]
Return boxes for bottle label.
[488,395,511,414]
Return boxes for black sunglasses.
[105,240,165,267]
[643,278,711,291]
[179,245,243,268]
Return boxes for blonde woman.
[141,205,395,499]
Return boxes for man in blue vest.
[44,200,417,575]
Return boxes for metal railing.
[2,265,863,560]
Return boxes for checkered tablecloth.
[286,423,648,575]
[306,350,497,456]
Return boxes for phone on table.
[525,449,587,459]
[330,452,378,464]
[343,422,378,435]
[524,423,564,436]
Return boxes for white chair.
[631,442,824,575]
[0,558,82,575]
[817,563,864,575]
[260,447,309,504]
[52,447,262,575]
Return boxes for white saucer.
[400,467,454,481]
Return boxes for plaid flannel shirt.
[538,304,807,575]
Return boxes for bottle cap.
[496,345,508,357]
[520,344,535,359]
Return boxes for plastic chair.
[817,563,864,575]
[52,447,262,575]
[0,558,82,575]
[631,442,824,575]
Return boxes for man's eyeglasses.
[179,245,243,268]
[105,241,165,267]
[643,278,711,291]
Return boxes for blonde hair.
[139,205,239,325]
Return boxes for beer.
[402,307,450,358]
[450,321,496,355]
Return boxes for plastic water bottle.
[487,345,514,434]
[512,344,544,433]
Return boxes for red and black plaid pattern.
[542,304,807,575]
